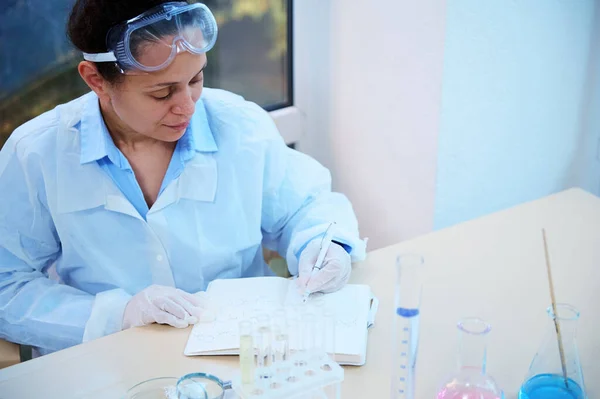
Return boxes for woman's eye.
[153,91,172,101]
[191,71,204,85]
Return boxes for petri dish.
[123,377,179,399]
[177,372,230,399]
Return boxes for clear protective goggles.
[83,2,218,73]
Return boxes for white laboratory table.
[0,188,598,398]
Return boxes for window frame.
[268,0,306,145]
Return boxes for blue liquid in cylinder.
[397,307,419,318]
[392,307,420,399]
[519,374,585,399]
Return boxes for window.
[203,0,292,111]
[0,0,293,147]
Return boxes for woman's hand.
[122,285,208,329]
[296,240,351,295]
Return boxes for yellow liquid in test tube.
[240,334,255,385]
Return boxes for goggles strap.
[82,52,118,62]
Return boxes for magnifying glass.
[176,373,232,399]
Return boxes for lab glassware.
[239,320,255,386]
[123,377,179,399]
[272,309,291,383]
[519,304,586,399]
[232,355,344,399]
[177,372,230,399]
[231,311,344,399]
[390,254,423,399]
[256,314,274,382]
[300,311,318,375]
[436,318,504,399]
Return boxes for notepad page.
[311,284,371,356]
[184,277,372,361]
[185,277,290,354]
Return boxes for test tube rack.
[231,351,344,399]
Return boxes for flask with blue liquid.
[519,303,586,399]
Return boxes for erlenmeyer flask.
[437,318,504,399]
[519,303,586,399]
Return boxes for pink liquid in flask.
[437,385,503,399]
[436,318,505,399]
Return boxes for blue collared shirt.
[78,96,215,219]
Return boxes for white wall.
[296,0,600,246]
[568,3,600,197]
[434,0,600,229]
[296,0,447,250]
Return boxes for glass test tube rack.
[233,306,342,399]
[232,351,343,399]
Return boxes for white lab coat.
[0,88,366,354]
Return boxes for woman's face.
[104,50,207,143]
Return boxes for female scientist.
[0,0,366,355]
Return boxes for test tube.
[285,306,302,383]
[239,320,255,386]
[301,311,317,376]
[311,307,325,361]
[255,314,273,382]
[271,309,290,387]
[291,312,307,369]
[270,309,290,389]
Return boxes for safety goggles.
[83,2,218,73]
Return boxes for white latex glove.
[296,239,352,295]
[122,285,208,330]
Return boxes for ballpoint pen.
[302,222,336,303]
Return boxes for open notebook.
[184,277,378,366]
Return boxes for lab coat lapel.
[55,119,142,220]
[56,157,142,220]
[149,153,217,214]
[103,192,142,219]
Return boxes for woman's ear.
[78,61,111,102]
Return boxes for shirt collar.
[79,92,218,165]
[80,93,115,165]
[190,98,218,153]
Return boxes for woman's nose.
[171,92,196,116]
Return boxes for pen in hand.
[302,223,336,303]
